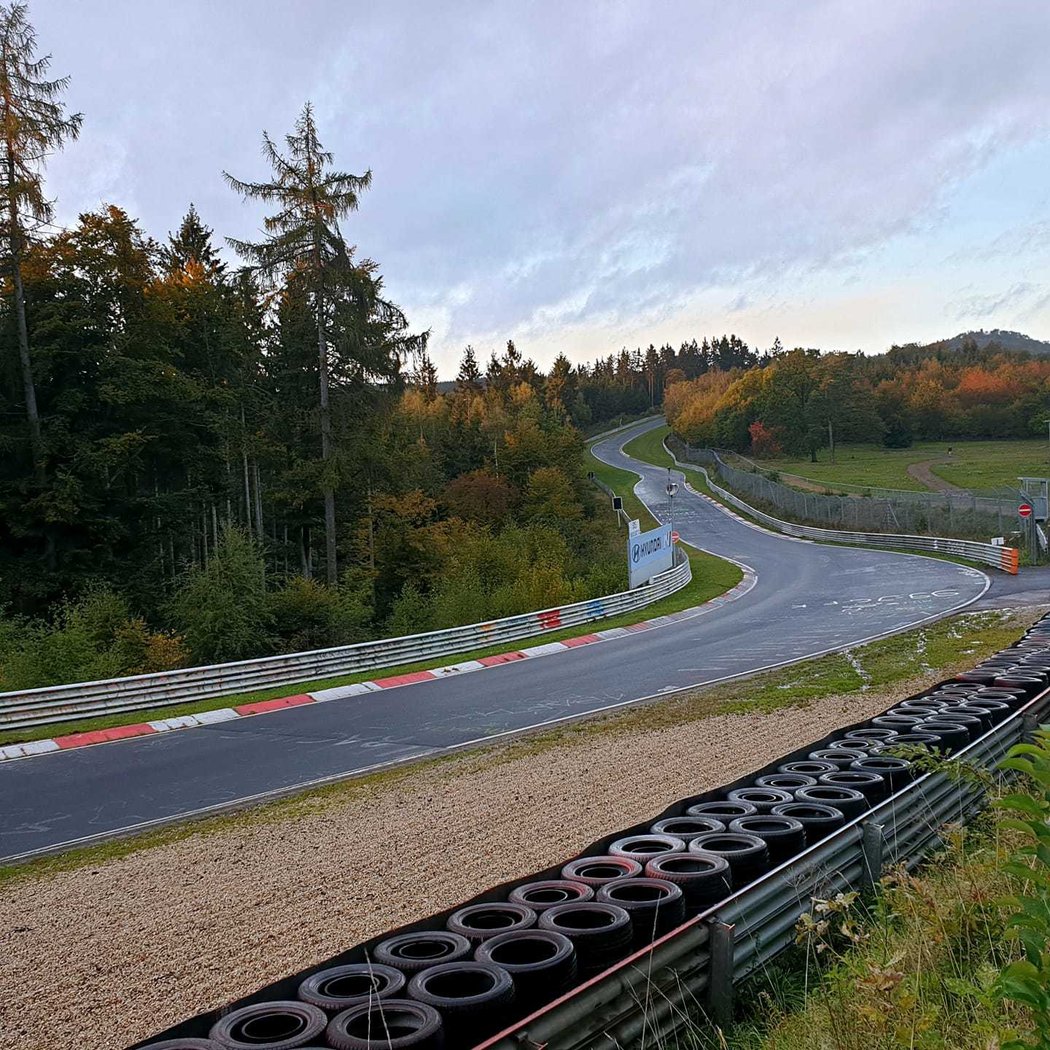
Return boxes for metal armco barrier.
[478,688,1047,1050]
[0,553,691,730]
[666,440,1019,574]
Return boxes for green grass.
[0,605,1031,888]
[759,438,1050,494]
[0,549,741,748]
[720,805,1032,1050]
[622,424,676,469]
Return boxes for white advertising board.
[628,523,674,589]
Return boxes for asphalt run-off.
[0,419,991,862]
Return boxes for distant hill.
[928,329,1050,355]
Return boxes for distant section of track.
[0,420,989,862]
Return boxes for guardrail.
[479,686,1046,1050]
[667,441,1019,574]
[0,552,691,730]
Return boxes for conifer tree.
[0,2,81,482]
[225,102,372,584]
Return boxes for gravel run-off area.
[0,611,1039,1050]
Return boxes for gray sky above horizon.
[33,0,1050,375]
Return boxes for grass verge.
[718,803,1032,1049]
[0,605,1034,888]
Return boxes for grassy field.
[761,438,1050,494]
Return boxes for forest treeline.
[664,339,1050,459]
[0,4,753,688]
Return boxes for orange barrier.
[1003,547,1020,575]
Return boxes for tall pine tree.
[0,2,81,484]
[225,103,372,584]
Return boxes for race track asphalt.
[0,420,991,862]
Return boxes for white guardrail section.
[666,441,1020,575]
[0,553,691,730]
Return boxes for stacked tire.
[143,623,1046,1050]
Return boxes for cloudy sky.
[33,1,1050,375]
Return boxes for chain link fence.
[669,436,1022,541]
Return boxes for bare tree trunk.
[253,461,264,542]
[6,156,43,484]
[211,504,219,554]
[316,293,337,585]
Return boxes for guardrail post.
[860,821,885,892]
[706,919,735,1032]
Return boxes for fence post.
[706,919,736,1032]
[860,822,886,892]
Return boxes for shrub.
[169,526,273,664]
[269,575,373,654]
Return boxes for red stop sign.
[671,530,680,542]
[1019,503,1033,518]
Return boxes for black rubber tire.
[817,769,886,802]
[643,851,732,911]
[596,877,686,946]
[975,687,1027,708]
[807,747,870,769]
[889,703,944,719]
[209,1001,328,1050]
[298,963,406,1013]
[755,772,817,791]
[825,735,878,752]
[688,832,770,886]
[561,855,643,887]
[875,732,939,750]
[725,787,794,812]
[870,715,927,733]
[792,784,868,821]
[954,669,1001,685]
[650,815,726,841]
[727,815,806,865]
[777,760,837,777]
[541,902,630,974]
[838,727,897,743]
[685,800,758,820]
[848,755,911,791]
[474,929,576,1006]
[373,931,472,974]
[957,700,1010,726]
[930,711,983,741]
[142,1042,222,1049]
[770,802,845,845]
[446,902,536,943]
[325,1000,443,1050]
[406,962,514,1042]
[608,833,686,861]
[993,675,1044,698]
[538,902,634,976]
[897,698,949,712]
[508,879,594,912]
[952,703,997,730]
[917,720,971,753]
[834,736,889,754]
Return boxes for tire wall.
[133,664,1022,1049]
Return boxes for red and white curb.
[0,567,756,763]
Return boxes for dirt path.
[0,638,1033,1050]
[906,457,967,494]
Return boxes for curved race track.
[0,420,990,862]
